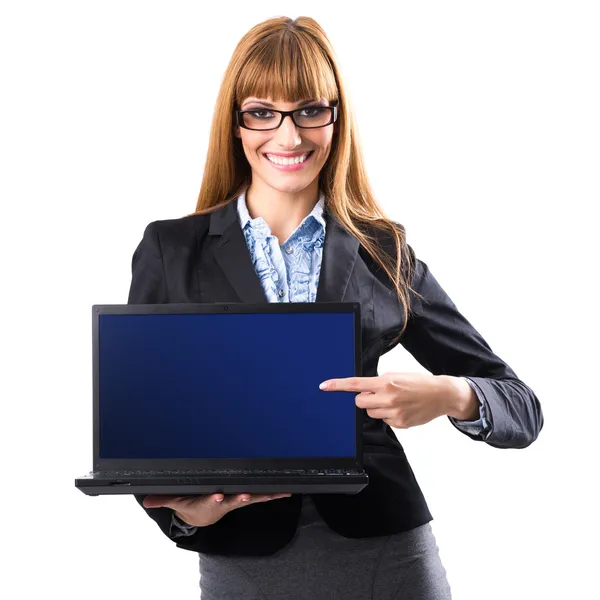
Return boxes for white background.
[1,1,598,598]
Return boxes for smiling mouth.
[263,151,314,166]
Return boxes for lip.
[263,151,314,171]
[263,151,313,157]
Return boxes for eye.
[299,106,326,117]
[248,109,274,119]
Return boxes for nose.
[274,114,302,148]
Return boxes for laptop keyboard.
[95,468,364,477]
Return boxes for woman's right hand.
[143,493,293,528]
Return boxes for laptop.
[75,302,369,496]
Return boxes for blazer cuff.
[170,512,199,538]
[448,377,492,440]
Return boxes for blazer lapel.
[208,199,267,304]
[315,212,360,303]
[208,198,360,304]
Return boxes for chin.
[257,171,316,195]
[274,180,315,195]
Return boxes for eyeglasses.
[235,104,338,131]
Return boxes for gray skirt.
[198,495,452,600]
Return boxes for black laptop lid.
[92,303,363,471]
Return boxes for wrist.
[438,375,480,420]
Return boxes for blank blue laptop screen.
[98,312,357,459]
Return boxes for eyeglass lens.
[242,107,332,130]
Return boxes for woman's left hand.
[319,372,458,429]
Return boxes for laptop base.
[75,473,369,496]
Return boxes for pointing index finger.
[319,377,380,393]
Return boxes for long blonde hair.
[193,16,423,343]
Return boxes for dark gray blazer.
[127,198,543,556]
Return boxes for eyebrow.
[241,98,324,109]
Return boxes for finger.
[143,494,220,509]
[319,377,382,393]
[355,391,389,409]
[226,493,291,507]
[215,494,252,508]
[365,407,393,420]
[143,495,185,509]
[256,493,292,500]
[246,493,292,504]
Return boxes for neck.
[245,179,320,244]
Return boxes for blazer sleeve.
[449,378,491,439]
[127,221,169,305]
[399,244,544,449]
[126,221,224,552]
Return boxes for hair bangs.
[235,32,338,107]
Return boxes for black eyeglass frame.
[235,104,338,131]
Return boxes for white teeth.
[265,152,311,166]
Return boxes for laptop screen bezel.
[92,302,363,471]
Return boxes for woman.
[128,16,543,599]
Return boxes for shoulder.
[138,211,212,249]
[356,218,415,274]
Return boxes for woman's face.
[233,97,336,195]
